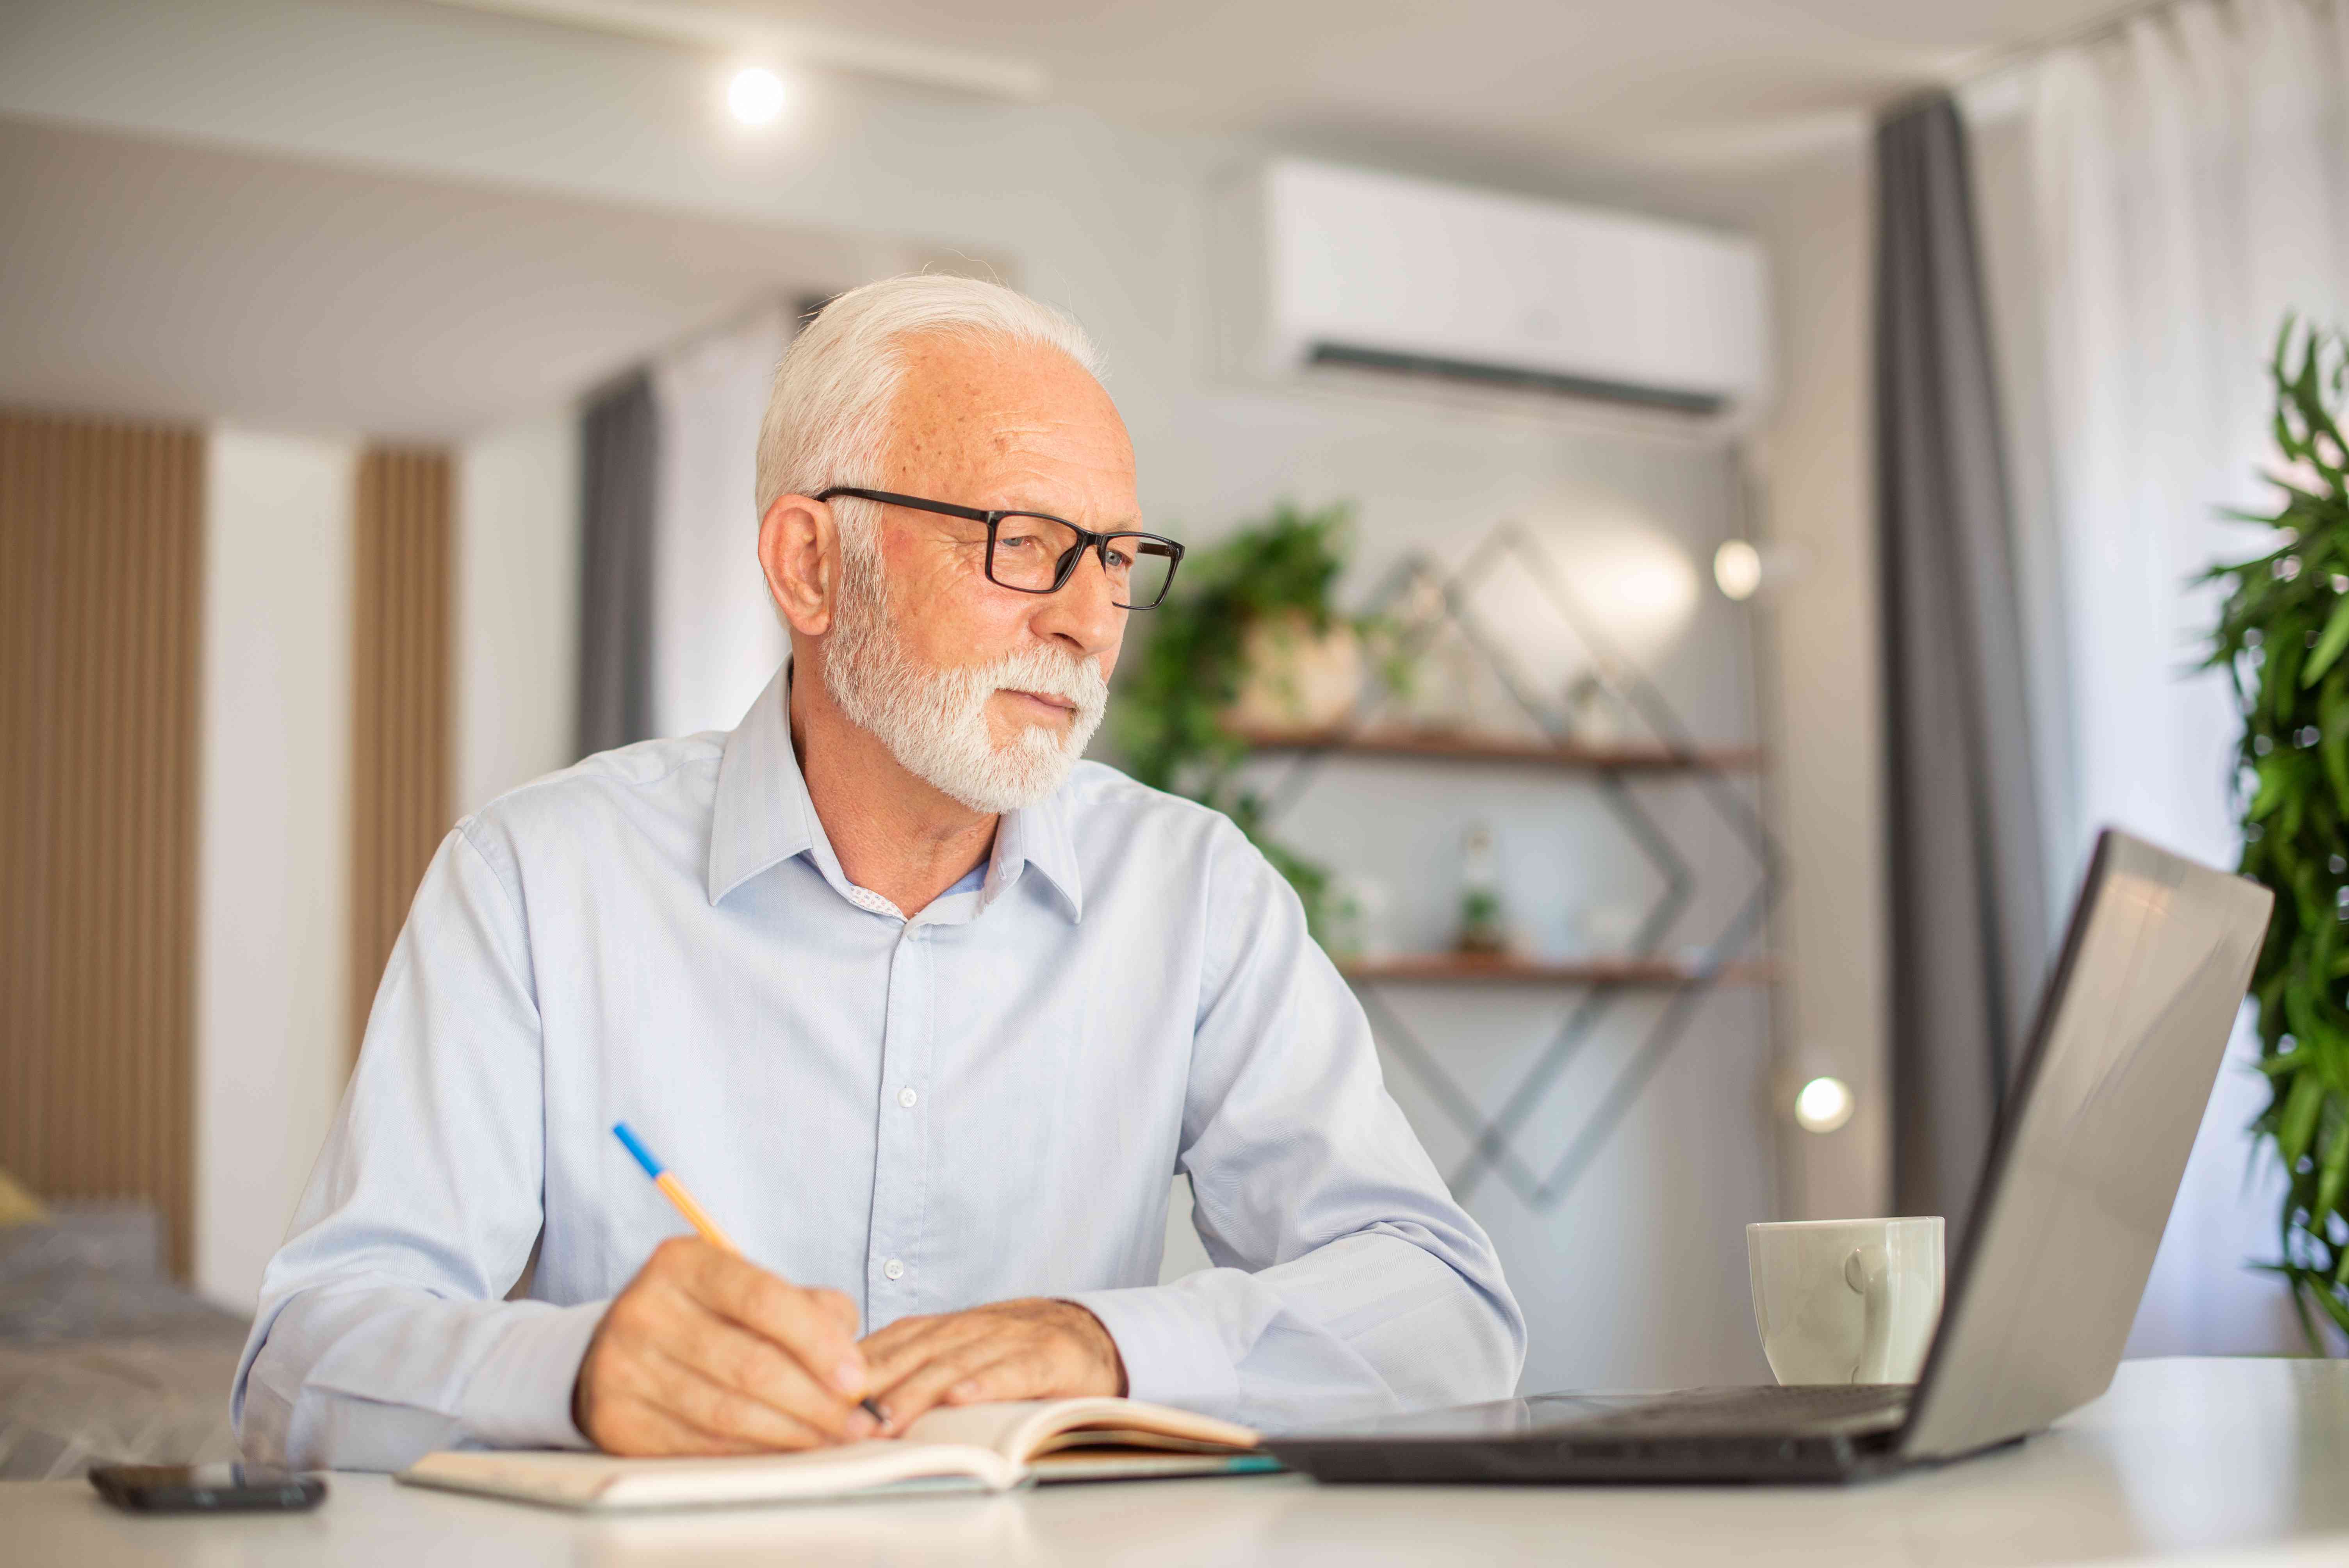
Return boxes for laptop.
[1268,829,2274,1484]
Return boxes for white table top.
[7,1358,2347,1567]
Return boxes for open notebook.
[396,1398,1275,1509]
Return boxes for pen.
[611,1121,888,1427]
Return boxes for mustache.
[975,647,1108,720]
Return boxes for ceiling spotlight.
[728,66,788,125]
[1793,1075,1856,1135]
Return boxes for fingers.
[855,1310,945,1370]
[855,1312,970,1400]
[576,1238,878,1456]
[876,1338,1066,1431]
[656,1296,875,1443]
[576,1311,794,1458]
[682,1243,869,1401]
[645,1339,841,1450]
[866,1331,998,1431]
[855,1301,1127,1433]
[592,1338,830,1454]
[859,1306,1094,1433]
[933,1347,1069,1409]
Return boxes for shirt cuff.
[1063,1283,1242,1419]
[458,1299,608,1450]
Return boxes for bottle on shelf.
[1322,874,1391,963]
[1562,661,1633,747]
[1456,820,1511,957]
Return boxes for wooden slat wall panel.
[349,448,453,1060]
[0,411,203,1276]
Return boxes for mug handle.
[1844,1244,1893,1383]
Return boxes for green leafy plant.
[1111,500,1372,934]
[2204,318,2349,1350]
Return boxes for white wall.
[649,309,790,740]
[194,412,576,1312]
[1732,139,1891,1222]
[457,412,582,816]
[194,428,354,1311]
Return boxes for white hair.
[753,273,1103,550]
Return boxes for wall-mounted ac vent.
[1225,160,1772,428]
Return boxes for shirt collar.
[992,777,1084,923]
[707,664,816,906]
[707,662,1085,923]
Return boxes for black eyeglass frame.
[813,486,1186,609]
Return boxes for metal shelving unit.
[1240,522,1778,1211]
[1337,954,1772,987]
[1228,724,1764,775]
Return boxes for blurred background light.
[1560,527,1699,657]
[728,66,787,125]
[1712,537,1809,601]
[428,0,1047,102]
[1793,1075,1855,1134]
[1714,539,1762,600]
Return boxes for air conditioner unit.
[1221,159,1772,427]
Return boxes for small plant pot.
[1225,610,1362,733]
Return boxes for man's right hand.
[571,1236,878,1455]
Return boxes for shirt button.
[883,1258,906,1281]
[897,1086,918,1109]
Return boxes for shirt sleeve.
[231,824,604,1472]
[1067,820,1527,1431]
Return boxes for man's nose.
[1033,544,1126,654]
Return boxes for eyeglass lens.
[991,515,1177,607]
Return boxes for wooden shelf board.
[1338,954,1772,987]
[1227,724,1762,773]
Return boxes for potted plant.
[1111,501,1380,934]
[2205,319,2349,1350]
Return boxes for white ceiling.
[0,0,2135,440]
[0,116,868,440]
[669,0,2133,168]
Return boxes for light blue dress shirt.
[233,666,1524,1470]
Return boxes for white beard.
[820,550,1108,814]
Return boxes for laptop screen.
[1899,830,2271,1460]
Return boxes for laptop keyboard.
[1528,1383,1912,1437]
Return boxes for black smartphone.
[88,1462,327,1513]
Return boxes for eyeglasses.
[814,487,1185,609]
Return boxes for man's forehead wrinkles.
[989,418,1059,441]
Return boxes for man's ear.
[759,494,836,637]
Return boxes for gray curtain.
[576,371,658,758]
[1874,94,2049,1248]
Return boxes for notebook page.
[901,1398,1260,1464]
[399,1438,1018,1509]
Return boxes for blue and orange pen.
[612,1121,888,1427]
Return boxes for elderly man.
[234,274,1523,1469]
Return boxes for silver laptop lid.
[1898,829,2272,1461]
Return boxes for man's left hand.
[856,1298,1126,1433]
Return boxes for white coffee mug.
[1747,1217,1945,1385]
